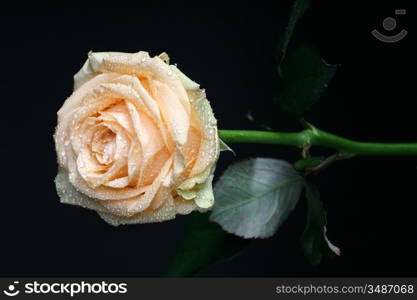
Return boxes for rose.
[54,51,220,225]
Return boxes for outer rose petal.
[56,167,108,213]
[57,167,178,225]
[172,66,220,209]
[170,65,200,90]
[98,187,177,225]
[74,51,190,113]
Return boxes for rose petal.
[193,174,215,209]
[103,176,129,188]
[188,89,219,177]
[125,101,163,160]
[58,72,119,122]
[99,157,173,217]
[174,196,199,215]
[98,187,177,226]
[89,52,190,111]
[149,80,190,147]
[56,167,108,213]
[170,64,200,90]
[100,101,134,134]
[173,87,219,209]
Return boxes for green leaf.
[277,46,337,117]
[300,182,341,265]
[294,157,325,171]
[210,158,304,238]
[166,212,249,277]
[276,0,311,72]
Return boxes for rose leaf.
[276,0,311,71]
[210,158,304,239]
[300,182,341,265]
[166,212,249,277]
[277,46,337,118]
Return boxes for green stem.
[219,129,417,156]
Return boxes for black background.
[1,1,415,277]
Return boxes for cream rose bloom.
[54,51,220,226]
